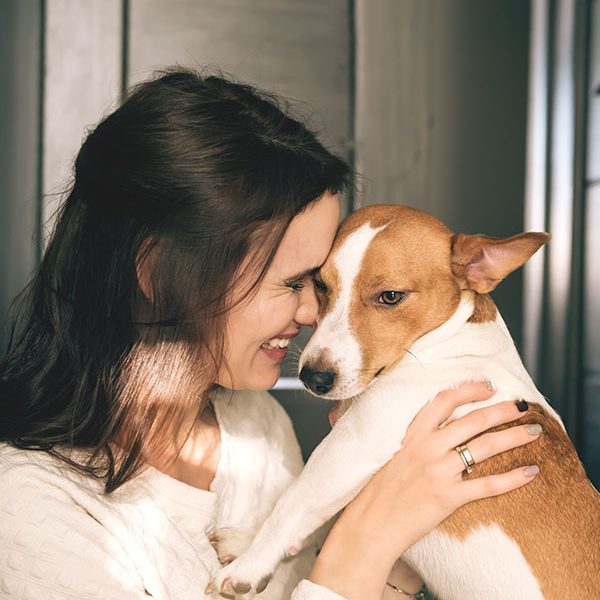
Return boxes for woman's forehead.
[271,192,341,276]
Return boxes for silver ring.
[455,444,475,474]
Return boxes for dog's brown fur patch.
[467,292,497,323]
[439,404,600,598]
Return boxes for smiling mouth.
[260,337,291,350]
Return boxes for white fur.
[405,524,544,600]
[212,294,560,597]
[300,223,387,399]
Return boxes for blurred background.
[0,0,598,488]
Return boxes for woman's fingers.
[436,399,529,451]
[443,423,543,477]
[454,464,540,505]
[406,381,495,438]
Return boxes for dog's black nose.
[299,366,335,395]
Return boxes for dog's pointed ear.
[451,231,550,293]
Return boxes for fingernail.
[527,423,543,435]
[515,399,529,412]
[524,465,540,478]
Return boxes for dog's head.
[299,204,549,400]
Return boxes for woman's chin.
[258,363,283,391]
[257,368,282,391]
[222,366,281,391]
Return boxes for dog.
[210,204,600,599]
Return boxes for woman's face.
[218,191,341,390]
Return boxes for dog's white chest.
[404,523,544,600]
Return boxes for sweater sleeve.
[291,579,347,599]
[0,461,148,600]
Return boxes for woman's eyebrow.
[285,266,321,282]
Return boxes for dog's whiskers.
[403,348,422,364]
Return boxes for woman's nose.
[295,285,319,327]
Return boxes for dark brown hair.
[0,67,352,492]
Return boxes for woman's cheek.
[267,290,297,321]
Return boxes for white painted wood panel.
[0,0,43,351]
[588,0,600,181]
[584,185,600,371]
[128,0,351,156]
[355,0,434,209]
[43,0,122,240]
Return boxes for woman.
[0,68,540,600]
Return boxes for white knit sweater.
[0,388,345,600]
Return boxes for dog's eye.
[377,291,406,306]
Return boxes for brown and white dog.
[211,204,600,599]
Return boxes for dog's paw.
[205,556,273,598]
[205,526,307,597]
[208,527,256,567]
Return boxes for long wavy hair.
[0,67,352,493]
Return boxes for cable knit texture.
[0,388,345,600]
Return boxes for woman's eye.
[288,281,305,291]
[377,291,406,306]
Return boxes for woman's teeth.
[261,337,290,350]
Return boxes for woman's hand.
[309,382,541,600]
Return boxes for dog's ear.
[451,231,550,293]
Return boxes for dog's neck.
[366,291,566,428]
[395,292,538,393]
[341,290,562,430]
[409,293,513,360]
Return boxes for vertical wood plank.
[537,0,587,438]
[523,0,550,381]
[583,185,600,481]
[43,0,122,240]
[128,0,351,159]
[585,1,600,378]
[355,0,435,209]
[0,0,43,351]
[545,3,576,405]
[584,187,600,370]
[587,0,600,181]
